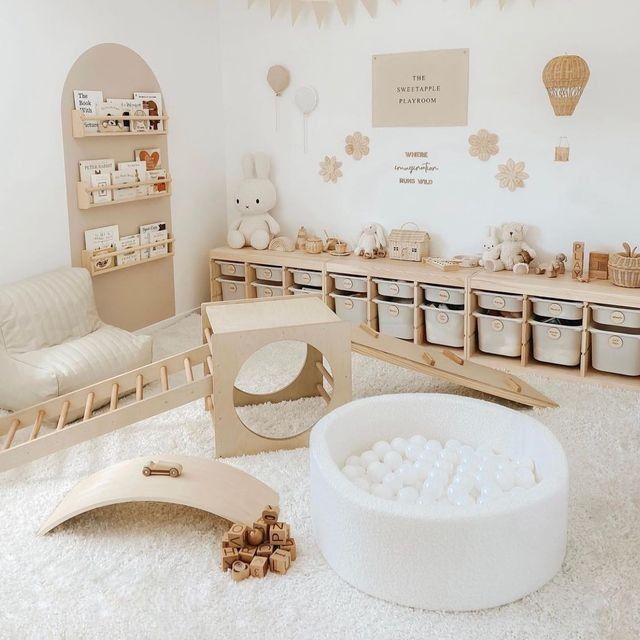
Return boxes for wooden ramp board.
[39,455,278,534]
[352,325,557,409]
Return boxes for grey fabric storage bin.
[330,273,368,293]
[373,278,414,300]
[473,311,522,357]
[422,285,465,306]
[216,261,245,278]
[251,282,283,298]
[330,292,368,324]
[291,269,323,288]
[374,297,414,340]
[530,297,583,321]
[251,264,283,283]
[476,291,523,313]
[421,304,465,348]
[589,327,640,376]
[591,304,640,330]
[217,277,245,301]
[529,318,582,367]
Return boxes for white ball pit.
[309,394,568,611]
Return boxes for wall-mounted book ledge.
[72,110,170,138]
[76,175,172,209]
[82,235,174,277]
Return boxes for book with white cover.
[90,172,112,204]
[103,98,143,131]
[84,225,119,270]
[115,234,141,266]
[140,222,167,259]
[148,229,169,257]
[97,103,126,132]
[73,90,103,134]
[111,169,138,201]
[146,169,168,195]
[117,160,148,197]
[79,159,116,185]
[133,92,164,132]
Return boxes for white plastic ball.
[397,486,419,504]
[382,472,402,494]
[405,442,423,462]
[371,483,394,500]
[480,481,503,502]
[397,463,418,487]
[451,472,475,492]
[422,478,445,501]
[342,465,364,480]
[367,461,389,484]
[390,437,409,454]
[428,468,450,486]
[345,455,362,468]
[417,449,437,465]
[495,468,515,492]
[383,450,403,471]
[515,467,535,489]
[360,450,378,467]
[413,459,432,481]
[372,440,393,459]
[425,439,443,453]
[434,459,454,475]
[440,448,458,464]
[409,434,427,447]
[474,470,494,491]
[352,477,370,492]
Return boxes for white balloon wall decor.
[295,86,318,153]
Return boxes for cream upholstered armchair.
[0,268,153,412]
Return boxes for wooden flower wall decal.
[469,129,499,162]
[345,132,370,161]
[496,158,529,192]
[319,156,343,183]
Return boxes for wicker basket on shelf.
[609,243,640,288]
[305,237,324,254]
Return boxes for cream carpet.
[1,313,639,640]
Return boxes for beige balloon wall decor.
[267,65,290,130]
[543,55,591,116]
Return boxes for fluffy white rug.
[2,313,639,640]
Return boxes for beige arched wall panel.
[62,43,175,331]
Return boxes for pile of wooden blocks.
[221,505,297,581]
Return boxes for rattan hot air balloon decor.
[542,55,591,116]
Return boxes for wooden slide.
[0,326,554,473]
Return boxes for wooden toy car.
[142,460,183,478]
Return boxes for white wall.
[218,0,640,262]
[0,0,227,313]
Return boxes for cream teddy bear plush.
[484,222,536,275]
[227,153,280,250]
[479,225,501,267]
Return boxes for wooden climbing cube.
[249,555,269,578]
[202,297,352,458]
[269,522,290,545]
[269,549,291,574]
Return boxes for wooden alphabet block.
[239,547,256,564]
[222,547,239,571]
[261,505,280,523]
[256,544,274,557]
[280,538,297,561]
[572,241,584,279]
[588,252,609,280]
[269,522,290,545]
[246,527,265,546]
[227,523,247,548]
[269,548,291,574]
[222,533,234,548]
[249,555,269,578]
[231,560,250,582]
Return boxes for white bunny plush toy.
[479,225,501,267]
[227,153,280,250]
[355,223,387,259]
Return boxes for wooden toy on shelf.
[305,237,324,254]
[423,257,461,272]
[588,252,610,280]
[71,110,169,138]
[572,241,585,279]
[296,226,308,250]
[141,460,183,477]
[388,223,430,262]
[535,253,567,278]
[609,243,640,288]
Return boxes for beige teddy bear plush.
[484,222,537,275]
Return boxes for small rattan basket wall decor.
[543,55,590,116]
[609,243,640,288]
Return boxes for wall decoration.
[295,86,318,153]
[496,159,529,192]
[468,129,499,162]
[542,55,590,116]
[470,0,537,8]
[554,137,570,162]
[345,132,370,161]
[394,150,439,186]
[372,49,469,128]
[319,156,343,184]
[267,65,290,130]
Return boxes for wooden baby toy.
[535,253,567,278]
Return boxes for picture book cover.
[111,169,138,201]
[135,148,162,171]
[73,90,103,134]
[115,234,141,266]
[90,172,112,204]
[133,92,164,131]
[78,159,116,185]
[140,222,167,259]
[117,160,148,197]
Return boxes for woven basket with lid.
[609,243,640,288]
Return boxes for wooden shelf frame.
[76,175,171,209]
[83,236,174,277]
[209,247,640,390]
[72,110,169,138]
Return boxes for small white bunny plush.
[355,223,387,259]
[227,153,280,250]
[479,225,501,267]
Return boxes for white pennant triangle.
[360,0,376,17]
[499,0,507,8]
[312,1,329,26]
[470,0,478,7]
[291,0,303,24]
[270,0,282,18]
[248,0,257,7]
[335,0,350,25]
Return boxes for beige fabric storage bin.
[529,319,582,367]
[289,286,322,296]
[373,278,414,300]
[217,277,245,301]
[251,282,284,298]
[251,264,283,283]
[422,285,465,307]
[589,327,640,376]
[216,261,245,278]
[530,297,583,321]
[374,297,414,340]
[473,311,523,357]
[591,304,640,330]
[330,274,368,293]
[330,292,368,325]
[476,291,523,314]
[421,305,465,348]
[290,269,323,288]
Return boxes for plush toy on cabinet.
[227,153,280,251]
[484,222,537,275]
[355,223,387,259]
[479,226,501,267]
[535,253,567,278]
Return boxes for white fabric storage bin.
[530,297,583,321]
[421,305,465,348]
[591,304,640,330]
[290,269,323,288]
[330,292,368,324]
[422,284,465,306]
[251,282,284,298]
[289,286,322,296]
[589,327,640,376]
[373,278,414,299]
[250,264,283,283]
[216,261,245,278]
[476,291,523,313]
[217,277,245,301]
[529,319,582,367]
[374,297,414,340]
[330,273,368,293]
[473,311,522,357]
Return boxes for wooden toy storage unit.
[209,247,640,390]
